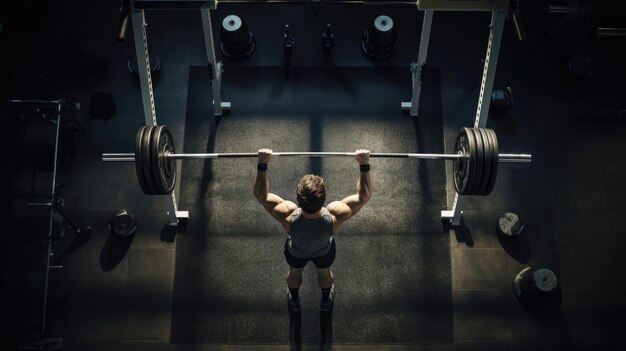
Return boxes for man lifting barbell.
[253,148,372,312]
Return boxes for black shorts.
[284,239,336,269]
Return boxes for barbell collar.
[102,152,531,163]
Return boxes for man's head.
[296,174,326,214]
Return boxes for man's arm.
[253,148,297,233]
[327,149,372,233]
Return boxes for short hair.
[296,174,326,214]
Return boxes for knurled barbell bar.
[102,125,531,196]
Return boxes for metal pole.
[102,151,532,162]
[219,0,416,4]
[8,99,63,105]
[401,9,434,116]
[200,6,230,116]
[40,101,63,335]
[442,9,507,226]
[128,0,507,8]
[131,5,185,226]
[131,9,157,126]
[474,10,506,129]
[596,28,626,37]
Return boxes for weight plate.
[531,268,558,293]
[482,128,495,196]
[108,209,137,238]
[485,129,499,195]
[162,126,176,194]
[135,127,149,194]
[142,126,159,195]
[477,128,493,196]
[488,129,497,195]
[150,126,167,195]
[469,128,484,196]
[513,267,527,298]
[162,128,176,180]
[136,126,156,195]
[150,126,164,194]
[453,128,472,194]
[465,127,478,195]
[151,125,176,195]
[498,212,524,237]
[476,128,490,196]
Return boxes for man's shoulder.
[327,201,349,213]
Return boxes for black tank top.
[287,208,334,258]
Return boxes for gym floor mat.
[171,66,452,344]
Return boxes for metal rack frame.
[126,0,511,227]
[9,99,82,350]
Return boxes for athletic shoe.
[320,284,334,311]
[288,291,301,312]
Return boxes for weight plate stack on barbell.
[134,126,177,195]
[453,127,499,196]
[120,125,519,197]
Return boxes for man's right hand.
[355,149,370,165]
[258,148,273,164]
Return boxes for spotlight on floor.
[220,15,256,60]
[361,15,397,62]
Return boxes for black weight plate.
[481,128,494,196]
[151,125,176,195]
[135,126,154,195]
[486,128,498,196]
[164,127,176,193]
[453,128,476,195]
[485,129,499,195]
[149,125,164,194]
[149,125,166,195]
[453,129,470,194]
[469,128,484,196]
[465,127,478,196]
[162,128,176,180]
[108,209,137,238]
[529,268,558,293]
[477,128,493,196]
[142,126,159,195]
[135,126,151,195]
[484,128,496,196]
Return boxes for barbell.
[102,125,531,196]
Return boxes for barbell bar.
[103,152,530,162]
[102,125,532,196]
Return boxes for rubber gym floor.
[2,1,626,350]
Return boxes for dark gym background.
[1,0,626,350]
